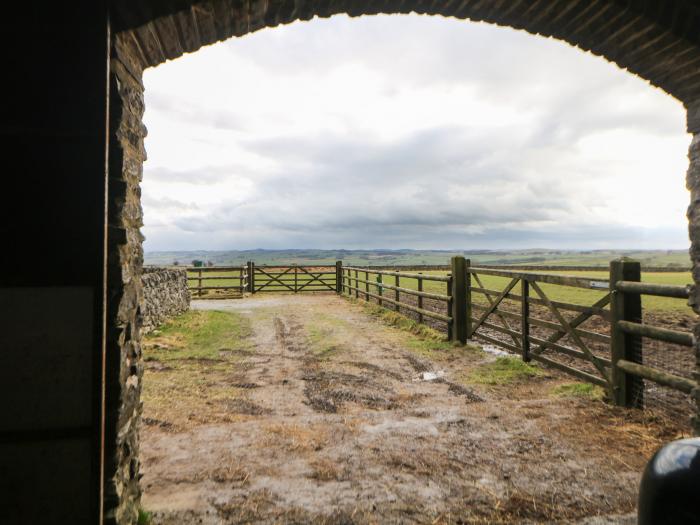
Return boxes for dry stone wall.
[141,267,191,333]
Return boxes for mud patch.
[343,360,405,380]
[145,360,172,372]
[302,369,397,413]
[220,398,270,416]
[142,417,174,430]
[231,382,260,389]
[218,347,251,357]
[436,379,485,403]
[403,353,432,372]
[274,316,304,352]
[181,357,224,365]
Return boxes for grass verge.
[551,382,605,401]
[144,310,252,361]
[469,356,544,385]
[142,309,254,429]
[354,299,481,361]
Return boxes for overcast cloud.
[141,14,690,251]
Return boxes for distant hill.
[144,248,690,268]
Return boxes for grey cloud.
[163,125,595,242]
[145,91,248,131]
[141,14,687,251]
[145,165,253,185]
[141,195,200,211]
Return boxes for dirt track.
[140,294,682,524]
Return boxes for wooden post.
[248,261,255,294]
[395,274,400,312]
[417,273,424,325]
[610,259,643,407]
[447,274,453,341]
[355,269,359,299]
[377,273,383,306]
[294,265,298,293]
[521,278,530,362]
[197,268,202,297]
[465,260,472,339]
[451,256,467,344]
[335,261,342,294]
[365,270,370,301]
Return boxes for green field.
[351,270,693,313]
[146,248,691,268]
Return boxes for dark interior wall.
[0,3,110,524]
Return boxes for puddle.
[475,343,512,358]
[415,370,446,381]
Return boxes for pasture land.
[145,248,691,268]
[188,268,692,312]
[140,295,683,524]
[349,269,693,312]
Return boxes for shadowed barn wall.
[107,1,700,521]
[0,3,110,524]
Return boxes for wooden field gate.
[341,257,696,410]
[248,263,338,293]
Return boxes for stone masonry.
[141,267,191,333]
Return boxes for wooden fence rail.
[186,265,248,298]
[178,259,695,414]
[338,258,696,410]
[341,265,453,327]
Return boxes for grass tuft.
[361,301,445,341]
[137,508,153,525]
[551,382,605,401]
[469,356,544,385]
[354,299,480,361]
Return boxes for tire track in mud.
[141,295,666,524]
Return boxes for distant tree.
[206,261,214,267]
[173,261,179,266]
[192,260,204,267]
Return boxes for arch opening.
[106,3,700,523]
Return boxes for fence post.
[355,269,359,299]
[197,268,203,297]
[465,259,472,340]
[395,274,400,312]
[335,261,342,294]
[377,273,383,306]
[417,273,424,325]
[248,261,255,294]
[451,256,467,344]
[521,278,530,362]
[610,259,643,407]
[294,265,298,293]
[447,274,453,341]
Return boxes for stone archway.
[105,1,700,522]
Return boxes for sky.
[141,13,691,252]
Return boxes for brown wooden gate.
[250,264,337,293]
[467,266,614,390]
